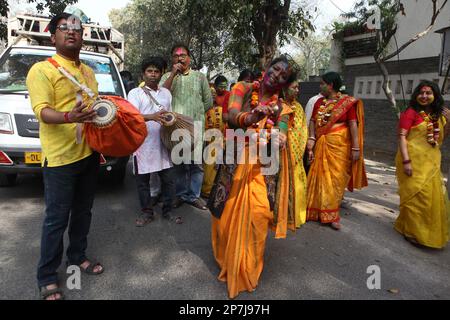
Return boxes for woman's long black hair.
[409,80,444,117]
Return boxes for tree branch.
[381,0,448,62]
[376,56,401,117]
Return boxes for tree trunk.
[376,58,401,118]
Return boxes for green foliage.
[292,32,331,81]
[0,0,78,41]
[110,0,314,80]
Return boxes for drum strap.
[141,86,164,111]
[47,58,96,99]
[47,58,94,144]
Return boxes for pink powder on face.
[175,48,185,55]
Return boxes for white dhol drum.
[91,99,118,127]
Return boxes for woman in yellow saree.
[395,81,450,249]
[201,86,224,198]
[282,80,308,228]
[207,56,297,299]
[306,72,368,230]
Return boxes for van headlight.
[0,113,14,134]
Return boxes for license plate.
[24,152,41,164]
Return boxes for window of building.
[406,80,414,94]
[366,81,372,94]
[375,81,382,94]
[357,81,364,94]
[395,80,402,95]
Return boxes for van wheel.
[0,173,17,187]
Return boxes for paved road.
[0,159,449,300]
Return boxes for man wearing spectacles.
[161,44,213,211]
[26,13,103,300]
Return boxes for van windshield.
[0,48,124,97]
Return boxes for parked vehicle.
[0,14,129,187]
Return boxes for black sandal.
[40,285,65,300]
[79,260,104,275]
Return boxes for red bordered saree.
[306,95,368,223]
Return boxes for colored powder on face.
[417,95,434,106]
[176,48,185,56]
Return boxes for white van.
[0,45,129,186]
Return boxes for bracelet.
[278,121,288,133]
[352,147,360,151]
[402,160,411,164]
[308,137,316,142]
[63,112,71,123]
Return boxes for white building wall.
[391,0,450,61]
[330,0,450,66]
[353,72,450,100]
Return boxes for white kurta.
[128,86,173,174]
[305,93,323,125]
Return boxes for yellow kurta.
[395,117,449,249]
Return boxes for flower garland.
[419,110,440,146]
[249,81,279,145]
[316,92,342,127]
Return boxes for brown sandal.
[136,213,154,227]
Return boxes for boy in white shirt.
[128,57,182,226]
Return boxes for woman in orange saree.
[207,56,297,299]
[395,81,450,249]
[306,72,367,230]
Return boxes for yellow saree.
[202,105,224,196]
[395,117,449,249]
[287,100,308,228]
[307,96,367,223]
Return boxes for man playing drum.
[128,57,181,226]
[26,13,104,300]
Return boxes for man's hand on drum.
[68,100,97,123]
[144,111,167,124]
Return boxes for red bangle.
[64,112,71,123]
[402,160,411,164]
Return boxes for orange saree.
[307,96,367,223]
[209,82,293,298]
